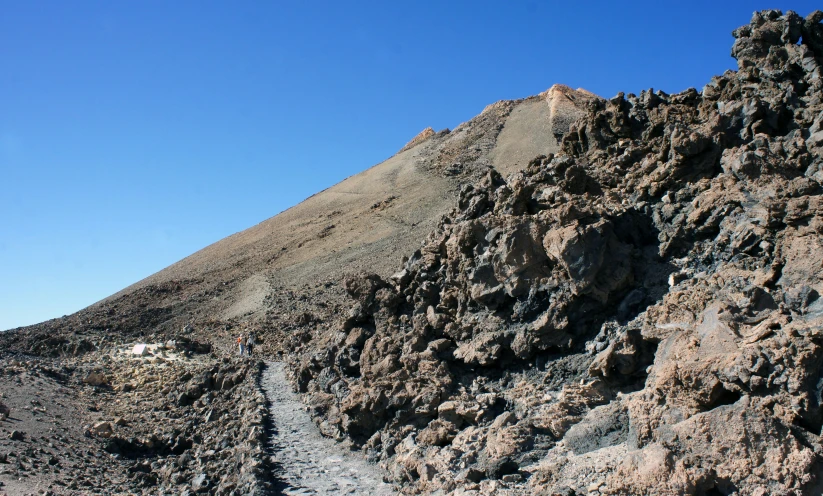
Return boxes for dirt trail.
[261,362,395,496]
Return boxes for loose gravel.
[261,362,394,496]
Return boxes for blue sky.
[1,1,818,331]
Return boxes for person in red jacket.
[237,334,245,356]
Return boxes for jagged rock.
[417,418,459,447]
[543,217,632,302]
[295,10,823,495]
[399,127,436,154]
[191,472,210,492]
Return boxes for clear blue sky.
[1,1,817,331]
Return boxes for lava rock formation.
[294,10,823,495]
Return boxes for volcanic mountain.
[4,9,823,495]
[2,85,597,353]
[114,85,597,328]
[0,85,596,493]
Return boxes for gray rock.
[191,472,209,491]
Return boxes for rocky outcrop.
[295,10,823,495]
[398,126,438,154]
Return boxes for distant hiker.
[246,332,256,357]
[237,334,246,356]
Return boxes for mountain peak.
[398,126,436,154]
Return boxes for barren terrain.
[4,9,823,495]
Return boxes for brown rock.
[91,421,114,438]
[83,371,107,386]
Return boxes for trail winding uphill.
[261,362,395,496]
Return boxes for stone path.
[261,362,395,496]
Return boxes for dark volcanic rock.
[295,10,823,495]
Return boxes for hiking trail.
[260,361,395,495]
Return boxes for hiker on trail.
[246,332,256,357]
[237,334,246,356]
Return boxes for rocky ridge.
[91,83,595,342]
[294,10,823,495]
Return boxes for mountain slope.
[96,85,597,337]
[0,85,595,494]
